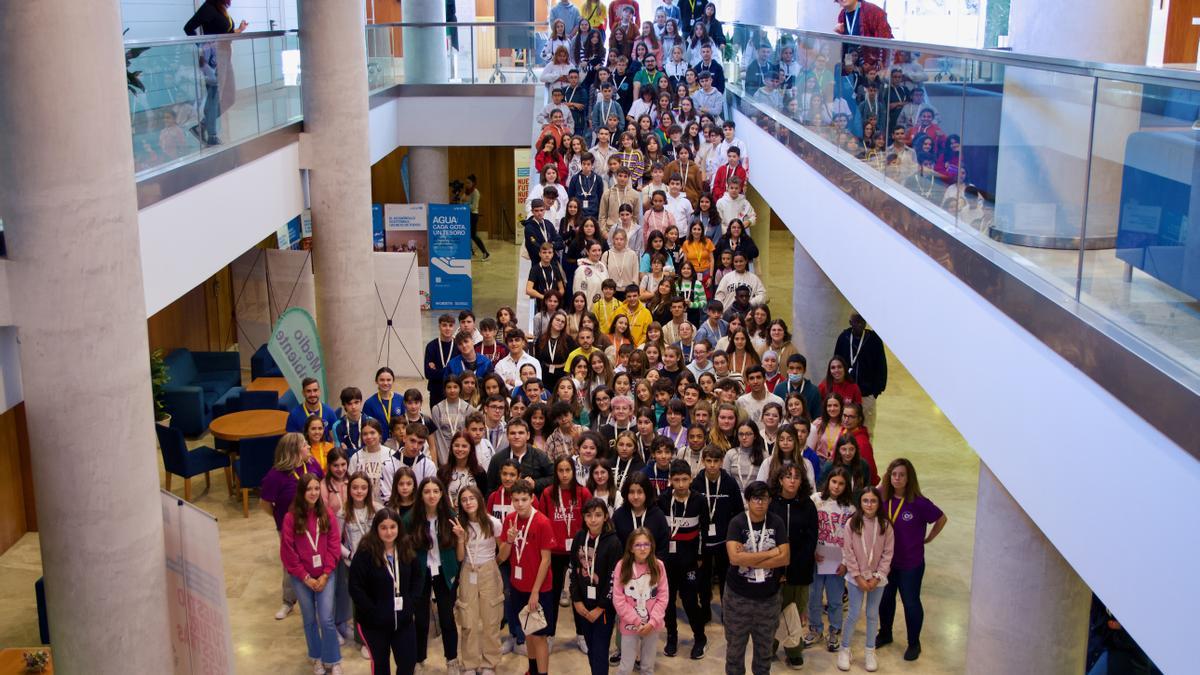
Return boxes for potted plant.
[22,649,50,673]
[150,348,172,427]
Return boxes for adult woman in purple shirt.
[261,432,324,620]
[876,458,947,662]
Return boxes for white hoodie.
[714,269,766,307]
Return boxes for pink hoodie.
[611,558,669,636]
[281,507,342,580]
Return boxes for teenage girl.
[452,485,505,674]
[348,419,389,499]
[837,486,894,673]
[724,419,766,493]
[321,448,349,519]
[338,471,377,657]
[612,528,669,675]
[280,474,342,674]
[485,459,527,654]
[821,436,872,496]
[306,415,335,471]
[348,508,421,675]
[383,466,417,520]
[807,466,857,653]
[810,392,844,462]
[540,456,593,632]
[571,498,623,675]
[587,459,620,512]
[437,431,488,506]
[406,477,460,670]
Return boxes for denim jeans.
[291,575,341,665]
[334,561,355,641]
[500,561,526,642]
[842,582,884,650]
[807,573,845,634]
[879,562,925,646]
[202,83,221,141]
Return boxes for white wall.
[138,143,304,315]
[369,96,536,163]
[737,109,1195,674]
[121,0,297,39]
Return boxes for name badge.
[515,566,524,581]
[583,199,590,209]
[586,585,597,600]
[469,571,478,585]
[429,558,440,575]
[708,524,717,537]
[311,554,322,567]
[393,595,404,612]
[668,541,677,553]
[565,539,573,552]
[753,568,766,583]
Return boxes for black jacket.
[184,4,237,36]
[834,328,888,398]
[769,494,819,585]
[349,547,423,629]
[612,503,670,555]
[487,446,555,497]
[714,233,760,264]
[569,528,623,612]
[690,470,743,546]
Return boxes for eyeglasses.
[633,542,652,549]
[737,431,756,437]
[748,496,768,503]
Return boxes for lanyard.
[848,332,866,369]
[732,449,753,488]
[557,488,575,535]
[846,7,860,36]
[670,497,686,538]
[385,550,400,596]
[864,517,878,568]
[378,393,393,425]
[304,519,321,556]
[705,477,720,520]
[578,173,597,197]
[547,337,560,363]
[513,512,537,562]
[303,401,323,419]
[443,400,466,435]
[632,510,645,530]
[584,532,599,580]
[437,340,451,368]
[614,456,633,488]
[888,497,905,523]
[540,265,554,290]
[748,516,768,553]
[344,416,362,448]
[664,427,686,449]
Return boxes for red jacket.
[843,425,878,486]
[711,163,747,202]
[838,1,893,39]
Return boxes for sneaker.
[827,629,841,653]
[787,654,804,669]
[575,635,589,654]
[609,649,621,666]
[514,641,528,656]
[274,603,293,620]
[865,647,879,671]
[447,659,462,675]
[500,638,514,655]
[689,637,707,660]
[482,252,491,261]
[664,633,677,657]
[547,636,555,653]
[836,648,851,671]
[560,587,570,607]
[803,628,822,647]
[875,631,893,648]
[329,665,343,675]
[311,659,326,675]
[903,643,921,661]
[337,633,345,646]
[360,645,371,660]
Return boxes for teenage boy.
[458,309,483,344]
[499,481,557,675]
[424,314,456,406]
[568,152,605,219]
[641,436,674,495]
[711,146,748,203]
[538,82,572,125]
[615,283,653,344]
[589,84,624,143]
[716,177,756,234]
[591,280,622,336]
[526,242,565,308]
[773,353,822,419]
[599,394,637,458]
[380,422,438,502]
[696,43,726,92]
[694,300,729,349]
[464,412,496,468]
[286,377,338,434]
[363,366,404,440]
[400,388,438,437]
[724,481,791,675]
[691,69,724,122]
[494,330,542,390]
[430,374,475,466]
[665,174,693,229]
[691,445,743,618]
[523,198,564,262]
[475,317,509,362]
[661,459,710,659]
[661,296,691,345]
[589,126,617,175]
[562,69,590,134]
[744,43,775,96]
[834,312,888,432]
[331,386,373,458]
[737,365,784,426]
[639,164,669,213]
[486,418,555,495]
[488,458,526,654]
[446,331,493,379]
[481,394,510,454]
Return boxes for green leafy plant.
[150,348,170,421]
[124,28,150,95]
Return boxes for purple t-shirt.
[260,458,324,531]
[886,495,942,570]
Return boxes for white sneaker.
[360,645,371,660]
[275,603,293,620]
[560,585,571,607]
[865,647,878,672]
[311,659,326,675]
[447,659,461,675]
[576,635,589,654]
[547,636,555,653]
[514,641,528,656]
[337,633,345,646]
[500,638,515,655]
[837,648,851,671]
[329,664,343,675]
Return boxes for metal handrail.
[733,21,1200,90]
[368,21,548,28]
[123,29,296,48]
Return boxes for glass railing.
[365,22,547,91]
[727,23,1200,387]
[126,30,301,176]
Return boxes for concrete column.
[403,0,449,84]
[796,0,842,33]
[745,185,772,278]
[791,239,854,370]
[966,464,1091,674]
[1008,0,1151,64]
[300,0,379,395]
[732,0,778,26]
[409,147,450,205]
[0,2,173,673]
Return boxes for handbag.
[519,603,548,635]
[776,601,804,649]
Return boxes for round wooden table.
[209,409,288,441]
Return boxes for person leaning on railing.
[183,0,248,146]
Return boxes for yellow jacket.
[615,302,654,345]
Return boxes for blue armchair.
[162,348,242,436]
[155,424,232,502]
[251,343,283,379]
[234,435,280,517]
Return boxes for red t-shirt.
[501,509,557,593]
[487,488,516,523]
[539,484,593,555]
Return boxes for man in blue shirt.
[285,377,338,435]
[446,331,493,379]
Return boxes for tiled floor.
[0,233,980,673]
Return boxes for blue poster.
[427,203,472,310]
[372,204,386,250]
